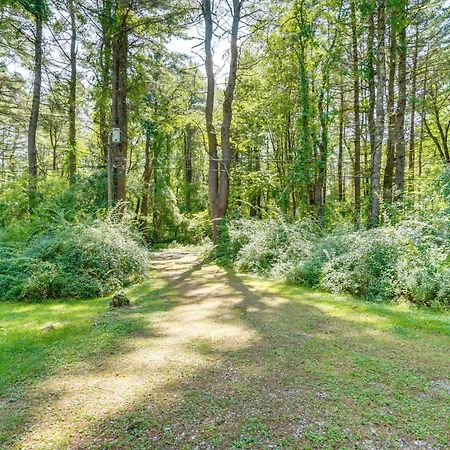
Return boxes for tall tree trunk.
[184,125,194,212]
[316,86,328,222]
[351,0,361,226]
[100,0,112,163]
[27,11,43,210]
[110,0,129,214]
[99,0,113,204]
[383,20,396,202]
[218,0,241,230]
[68,0,77,184]
[338,74,344,202]
[203,0,219,240]
[408,24,419,189]
[367,7,376,169]
[394,0,407,200]
[370,0,386,227]
[418,50,430,178]
[249,147,261,217]
[140,122,152,220]
[203,0,241,242]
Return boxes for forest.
[0,0,449,448]
[0,0,449,305]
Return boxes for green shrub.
[176,211,212,245]
[223,218,450,308]
[321,228,400,301]
[0,220,151,301]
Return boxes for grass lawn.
[0,249,449,449]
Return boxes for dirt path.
[9,249,450,449]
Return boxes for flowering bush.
[224,218,449,308]
[0,220,151,301]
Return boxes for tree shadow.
[0,254,208,448]
[3,252,449,449]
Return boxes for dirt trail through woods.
[10,249,450,449]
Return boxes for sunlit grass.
[243,276,450,335]
[0,251,449,448]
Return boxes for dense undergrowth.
[0,221,151,301]
[219,217,450,309]
[0,175,151,301]
[1,171,449,306]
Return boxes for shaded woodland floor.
[0,249,449,449]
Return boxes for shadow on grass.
[2,252,449,449]
[0,257,206,448]
[69,258,450,449]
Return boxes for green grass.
[0,276,174,448]
[0,250,449,449]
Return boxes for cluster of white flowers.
[227,218,449,307]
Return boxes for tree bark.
[408,24,419,188]
[383,19,396,202]
[140,122,152,220]
[68,0,77,184]
[218,0,241,230]
[27,11,43,210]
[351,0,361,226]
[367,7,376,168]
[370,0,386,227]
[110,0,129,214]
[338,74,345,202]
[100,0,112,165]
[394,0,407,200]
[203,0,242,242]
[184,125,194,212]
[203,0,219,240]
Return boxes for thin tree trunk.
[101,0,112,164]
[367,7,376,167]
[100,0,113,205]
[418,49,430,178]
[383,20,396,202]
[408,24,419,190]
[184,125,194,212]
[68,0,77,184]
[140,123,152,220]
[316,87,328,222]
[351,0,361,226]
[394,0,407,200]
[370,0,386,227]
[338,74,344,202]
[27,11,43,210]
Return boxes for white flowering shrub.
[225,218,450,308]
[0,221,151,301]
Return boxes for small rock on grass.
[110,292,130,308]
